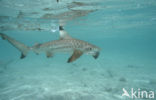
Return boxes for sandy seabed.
[0,51,155,100]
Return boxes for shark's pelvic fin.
[59,26,72,40]
[46,51,53,58]
[21,53,26,59]
[0,33,29,59]
[68,50,83,63]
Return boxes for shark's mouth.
[92,52,99,59]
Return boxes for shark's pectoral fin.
[46,51,53,58]
[67,50,83,63]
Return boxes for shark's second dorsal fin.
[59,26,72,40]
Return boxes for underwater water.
[0,0,156,100]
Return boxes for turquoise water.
[0,0,156,100]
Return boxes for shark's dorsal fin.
[59,26,72,40]
[67,50,83,63]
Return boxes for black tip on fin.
[67,59,72,63]
[93,52,99,59]
[20,53,26,59]
[67,58,74,63]
[59,26,64,30]
[57,0,59,3]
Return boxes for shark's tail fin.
[0,33,30,59]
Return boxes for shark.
[0,26,100,63]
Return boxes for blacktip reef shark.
[0,26,100,63]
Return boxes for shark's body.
[0,26,100,63]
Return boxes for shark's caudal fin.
[0,33,30,59]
